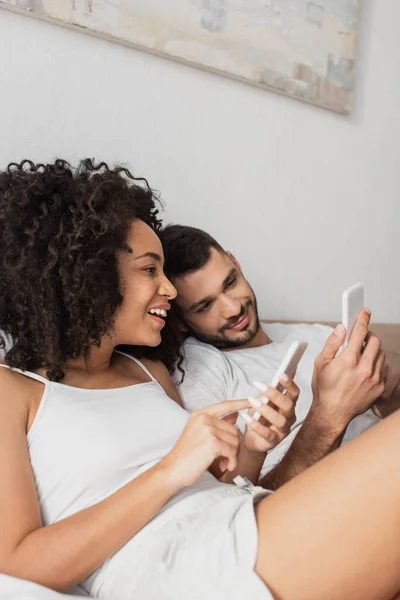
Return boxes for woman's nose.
[160,274,177,300]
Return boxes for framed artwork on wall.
[0,1,361,114]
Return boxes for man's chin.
[222,328,257,348]
[186,307,260,350]
[209,318,258,349]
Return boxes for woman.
[0,159,399,600]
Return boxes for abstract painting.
[0,0,361,113]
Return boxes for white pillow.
[0,574,90,598]
[0,330,13,360]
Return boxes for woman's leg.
[254,409,400,600]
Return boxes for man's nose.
[220,294,241,319]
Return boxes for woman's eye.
[145,267,157,275]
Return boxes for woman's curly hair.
[0,159,182,381]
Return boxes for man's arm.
[260,311,385,490]
[219,377,299,485]
[259,411,345,489]
[220,436,267,485]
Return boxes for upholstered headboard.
[1,323,399,371]
[264,321,400,373]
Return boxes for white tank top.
[0,353,231,530]
[1,352,251,596]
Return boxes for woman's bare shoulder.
[140,358,169,379]
[0,362,42,418]
[140,358,183,406]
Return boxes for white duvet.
[0,575,90,599]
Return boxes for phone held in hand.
[342,282,364,350]
[251,341,308,421]
[270,341,309,393]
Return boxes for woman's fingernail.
[242,412,254,424]
[253,381,268,392]
[261,396,269,405]
[252,411,261,421]
[280,373,289,382]
[365,308,371,316]
[248,395,262,408]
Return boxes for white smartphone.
[270,341,309,392]
[252,341,308,421]
[342,282,364,349]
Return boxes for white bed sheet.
[0,575,91,599]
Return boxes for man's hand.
[217,378,298,486]
[311,309,386,431]
[260,310,385,491]
[373,364,400,419]
[243,376,298,453]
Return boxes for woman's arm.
[142,360,296,485]
[0,367,249,592]
[0,368,182,591]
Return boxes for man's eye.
[197,301,211,313]
[226,276,237,289]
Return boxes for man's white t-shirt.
[175,322,379,476]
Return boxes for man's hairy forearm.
[220,437,266,485]
[259,411,346,490]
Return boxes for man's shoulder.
[182,336,225,361]
[178,337,230,380]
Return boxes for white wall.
[0,2,399,323]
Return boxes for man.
[162,224,400,489]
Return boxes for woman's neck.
[64,338,117,375]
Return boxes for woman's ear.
[226,251,242,273]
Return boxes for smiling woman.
[114,219,176,349]
[0,159,170,380]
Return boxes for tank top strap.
[0,363,49,385]
[115,351,158,383]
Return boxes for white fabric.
[0,353,274,599]
[0,575,88,598]
[0,355,225,529]
[90,485,272,600]
[0,330,13,360]
[175,323,380,476]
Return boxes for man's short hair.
[162,224,224,279]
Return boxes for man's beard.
[185,295,261,350]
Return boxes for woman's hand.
[242,377,299,453]
[159,399,251,489]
